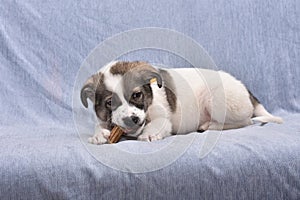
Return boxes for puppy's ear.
[132,66,162,88]
[142,71,163,88]
[80,73,101,108]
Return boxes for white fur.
[167,68,282,133]
[137,81,172,141]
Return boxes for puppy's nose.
[123,116,140,127]
[131,116,140,124]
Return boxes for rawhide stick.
[108,126,124,143]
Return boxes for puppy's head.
[80,61,162,135]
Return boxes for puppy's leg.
[138,118,172,142]
[207,119,252,130]
[207,86,254,130]
[88,124,111,145]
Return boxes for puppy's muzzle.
[123,116,140,127]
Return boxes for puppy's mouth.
[121,127,135,134]
[117,121,145,135]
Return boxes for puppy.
[81,61,283,144]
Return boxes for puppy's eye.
[132,91,143,100]
[105,98,112,108]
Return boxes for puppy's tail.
[249,91,283,124]
[252,104,283,124]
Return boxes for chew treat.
[108,126,124,143]
[150,78,157,84]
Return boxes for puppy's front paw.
[138,133,163,142]
[88,129,111,145]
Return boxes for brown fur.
[159,69,177,112]
[111,61,176,112]
[110,61,151,75]
[248,90,260,107]
[80,72,104,108]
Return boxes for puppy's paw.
[102,129,111,139]
[138,133,163,142]
[88,129,111,145]
[199,121,210,132]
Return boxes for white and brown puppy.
[81,61,283,144]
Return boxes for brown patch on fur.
[110,61,150,75]
[128,85,153,111]
[81,72,114,130]
[112,62,176,112]
[248,90,260,118]
[165,87,177,112]
[111,61,163,88]
[145,115,151,125]
[248,90,260,107]
[80,72,104,108]
[159,69,177,112]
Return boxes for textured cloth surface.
[0,0,299,199]
[0,113,299,199]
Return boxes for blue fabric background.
[0,0,299,199]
